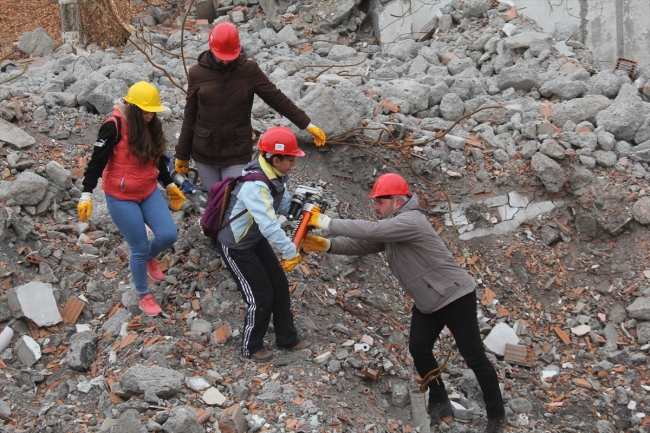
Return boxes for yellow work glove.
[306,123,326,147]
[308,207,332,230]
[302,235,331,252]
[77,192,93,222]
[282,255,302,272]
[174,159,189,175]
[166,185,186,211]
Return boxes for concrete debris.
[15,335,41,367]
[0,0,649,432]
[7,281,62,326]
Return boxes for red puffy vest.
[101,108,159,202]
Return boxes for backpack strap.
[105,116,123,143]
[219,173,278,229]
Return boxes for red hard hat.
[209,22,241,61]
[367,173,412,199]
[258,127,305,157]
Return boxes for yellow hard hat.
[124,81,165,113]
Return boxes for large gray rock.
[589,72,621,98]
[109,63,154,87]
[596,95,644,141]
[385,39,418,62]
[0,204,11,242]
[161,406,203,433]
[294,82,375,138]
[504,32,553,49]
[429,82,449,106]
[637,322,650,344]
[0,118,36,150]
[326,0,363,27]
[327,45,358,62]
[43,92,77,108]
[0,171,48,206]
[67,71,110,109]
[382,80,430,114]
[627,297,650,320]
[550,95,612,126]
[440,93,464,121]
[569,166,595,193]
[463,0,491,17]
[88,79,130,115]
[531,153,566,193]
[18,28,57,56]
[633,197,650,225]
[592,150,617,167]
[497,66,543,91]
[109,410,148,433]
[66,331,97,371]
[540,139,565,160]
[635,119,650,144]
[539,77,589,100]
[447,58,476,76]
[45,161,72,189]
[119,365,184,398]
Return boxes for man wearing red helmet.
[302,173,508,433]
[174,22,326,191]
[215,126,311,362]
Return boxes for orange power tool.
[287,185,328,251]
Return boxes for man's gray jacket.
[329,194,476,314]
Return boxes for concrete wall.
[372,0,650,73]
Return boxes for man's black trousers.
[217,239,300,357]
[409,291,505,419]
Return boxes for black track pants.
[216,239,300,357]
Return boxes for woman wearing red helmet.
[174,22,326,191]
[215,126,311,362]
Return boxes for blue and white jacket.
[217,156,297,259]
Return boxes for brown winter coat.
[175,50,311,166]
[329,194,476,314]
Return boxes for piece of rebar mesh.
[615,57,638,77]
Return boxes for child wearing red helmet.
[215,126,311,362]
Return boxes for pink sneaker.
[139,294,162,316]
[147,259,164,282]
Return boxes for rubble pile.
[0,0,650,432]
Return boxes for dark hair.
[125,103,166,166]
[262,152,291,166]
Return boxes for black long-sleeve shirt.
[82,121,173,193]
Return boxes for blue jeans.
[105,188,177,295]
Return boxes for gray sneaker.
[486,414,508,433]
[428,401,453,425]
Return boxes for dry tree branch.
[0,48,17,63]
[0,68,27,85]
[180,0,196,82]
[94,0,187,94]
[289,54,368,78]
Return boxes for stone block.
[7,281,62,326]
[15,335,41,367]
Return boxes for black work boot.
[485,414,508,433]
[428,400,453,425]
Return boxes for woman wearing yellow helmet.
[77,81,186,317]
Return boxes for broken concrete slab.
[483,323,520,356]
[15,335,41,367]
[119,365,184,398]
[504,32,553,49]
[66,331,98,371]
[0,118,36,150]
[7,281,62,327]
